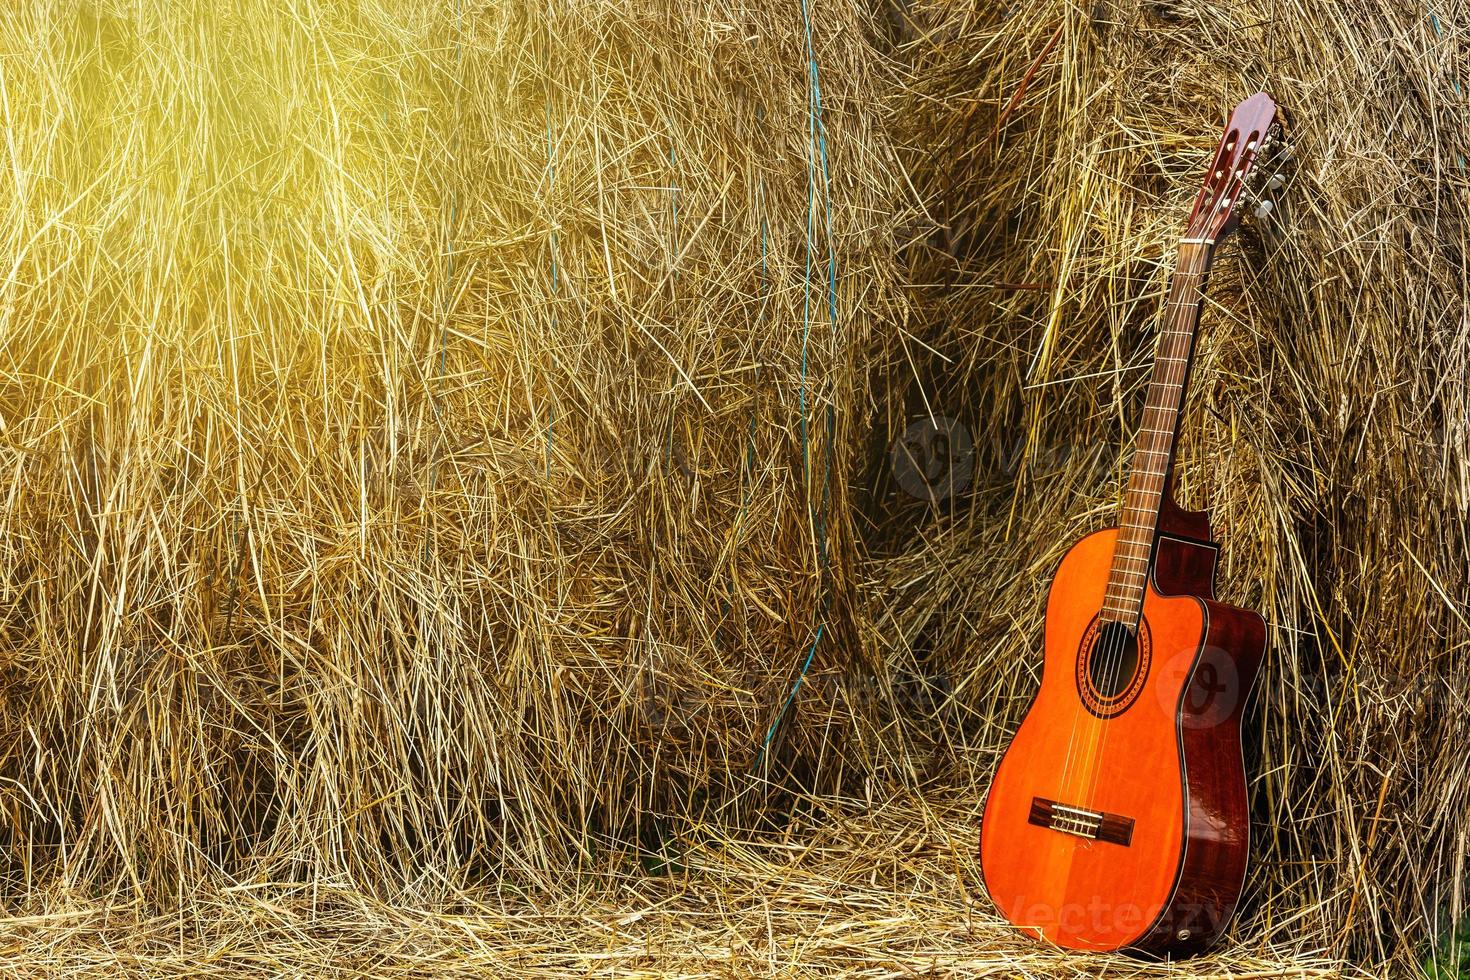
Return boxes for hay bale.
[879,0,1470,970]
[2,0,1465,974]
[0,0,908,895]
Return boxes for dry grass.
[0,790,1364,978]
[875,0,1470,973]
[0,0,1464,976]
[0,0,906,893]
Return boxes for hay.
[0,0,905,891]
[0,0,1465,976]
[0,790,1363,978]
[877,0,1470,972]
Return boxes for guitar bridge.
[1028,797,1135,846]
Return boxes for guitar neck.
[1101,240,1213,624]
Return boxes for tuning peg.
[1253,199,1275,220]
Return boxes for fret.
[1105,240,1209,607]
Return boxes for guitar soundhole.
[1089,622,1138,698]
[1076,617,1151,718]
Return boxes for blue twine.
[757,0,838,766]
[759,625,823,759]
[1430,9,1465,169]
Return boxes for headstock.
[1184,93,1288,244]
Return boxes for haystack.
[878,0,1470,971]
[0,0,905,894]
[0,0,1465,976]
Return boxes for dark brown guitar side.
[979,94,1281,957]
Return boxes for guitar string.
[1076,252,1199,811]
[1079,118,1279,818]
[1074,255,1200,817]
[1046,255,1199,811]
[1088,132,1264,797]
[1050,255,1204,809]
[1053,250,1204,815]
[1081,243,1210,817]
[1054,253,1201,811]
[1058,123,1260,820]
[1045,118,1270,868]
[1074,248,1207,817]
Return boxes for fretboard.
[1100,241,1211,624]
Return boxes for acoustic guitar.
[979,93,1282,957]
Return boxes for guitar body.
[979,501,1266,956]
